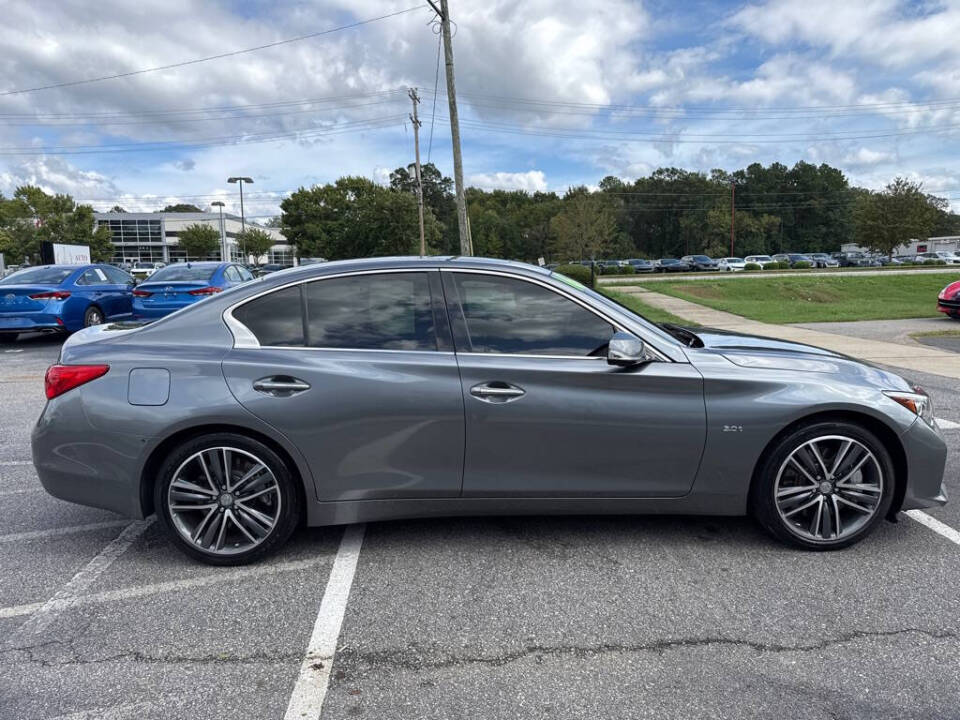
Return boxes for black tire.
[154,433,301,565]
[0,332,17,343]
[750,420,895,551]
[83,305,105,327]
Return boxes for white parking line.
[6,519,153,641]
[284,524,366,720]
[906,510,960,546]
[0,519,130,544]
[936,418,960,430]
[0,556,329,620]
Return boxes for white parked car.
[717,257,746,272]
[916,251,960,265]
[130,261,166,281]
[744,255,778,268]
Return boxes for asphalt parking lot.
[1,332,959,719]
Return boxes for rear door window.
[232,285,305,347]
[303,273,436,351]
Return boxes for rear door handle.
[470,381,525,403]
[253,376,311,397]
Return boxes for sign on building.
[40,242,91,265]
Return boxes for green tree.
[0,186,115,263]
[162,203,203,213]
[237,227,275,265]
[854,178,942,257]
[177,223,220,259]
[281,177,441,260]
[549,189,617,260]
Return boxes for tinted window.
[233,285,305,347]
[150,264,216,282]
[304,273,436,351]
[0,266,75,286]
[77,268,108,285]
[224,266,241,282]
[237,266,254,281]
[103,266,132,284]
[450,274,613,356]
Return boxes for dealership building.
[94,211,292,266]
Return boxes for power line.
[0,6,426,96]
[0,114,405,155]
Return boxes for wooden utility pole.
[730,180,736,257]
[409,87,426,256]
[428,0,470,255]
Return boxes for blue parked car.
[132,262,254,320]
[0,264,135,342]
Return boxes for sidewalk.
[620,286,960,380]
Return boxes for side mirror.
[607,331,650,366]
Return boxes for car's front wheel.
[0,332,17,343]
[751,421,895,550]
[154,433,301,565]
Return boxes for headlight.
[884,386,934,426]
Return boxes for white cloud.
[467,170,548,192]
[843,147,895,167]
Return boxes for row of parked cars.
[0,261,262,342]
[558,249,960,274]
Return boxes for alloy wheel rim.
[87,310,102,326]
[774,435,883,543]
[167,447,281,555]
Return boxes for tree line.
[1,160,956,267]
[280,161,959,262]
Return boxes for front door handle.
[253,376,311,397]
[470,381,525,403]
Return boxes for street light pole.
[211,201,226,261]
[227,176,253,262]
[730,180,736,257]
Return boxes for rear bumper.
[32,392,147,518]
[132,303,189,319]
[898,418,949,512]
[0,314,66,333]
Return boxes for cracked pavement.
[2,333,960,719]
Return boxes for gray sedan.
[32,257,947,564]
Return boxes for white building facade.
[94,212,293,266]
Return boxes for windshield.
[750,256,772,261]
[725,258,744,262]
[148,264,216,282]
[0,266,75,286]
[692,256,711,262]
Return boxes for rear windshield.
[0,266,74,286]
[148,265,216,282]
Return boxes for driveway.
[790,317,958,347]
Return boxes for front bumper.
[898,417,949,512]
[937,297,960,315]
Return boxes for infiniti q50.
[31,257,947,564]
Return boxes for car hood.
[682,326,912,391]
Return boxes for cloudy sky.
[2,0,960,218]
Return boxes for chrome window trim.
[223,265,670,362]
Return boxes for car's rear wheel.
[751,421,895,550]
[154,433,301,565]
[83,305,104,327]
[0,332,17,343]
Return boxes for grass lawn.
[602,288,699,326]
[632,274,953,324]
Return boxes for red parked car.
[937,280,960,318]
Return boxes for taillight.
[132,289,152,297]
[44,364,110,399]
[29,291,71,300]
[187,286,223,296]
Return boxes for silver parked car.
[32,257,947,564]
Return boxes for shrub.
[554,263,594,287]
[934,260,948,266]
[618,265,636,275]
[744,263,761,271]
[792,261,812,269]
[772,261,790,270]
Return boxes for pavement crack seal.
[338,628,960,671]
[0,646,305,668]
